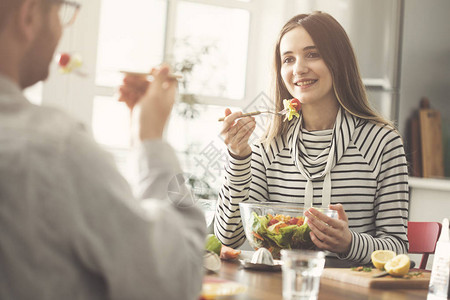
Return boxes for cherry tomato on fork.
[58,53,71,67]
[290,98,301,111]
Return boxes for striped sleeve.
[341,129,409,264]
[214,145,269,248]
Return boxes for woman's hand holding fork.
[220,108,256,159]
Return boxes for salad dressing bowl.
[239,202,338,259]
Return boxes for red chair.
[407,221,442,269]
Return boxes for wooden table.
[208,260,430,300]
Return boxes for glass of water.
[197,199,217,227]
[281,250,326,300]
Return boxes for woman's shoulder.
[355,119,402,140]
[353,119,405,155]
[253,133,289,165]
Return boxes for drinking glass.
[197,199,217,227]
[281,250,325,300]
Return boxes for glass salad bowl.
[239,202,338,259]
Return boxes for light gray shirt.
[0,74,206,300]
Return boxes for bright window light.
[24,82,43,105]
[174,1,250,100]
[167,104,242,194]
[95,0,167,87]
[92,96,131,148]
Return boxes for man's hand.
[119,74,150,110]
[127,65,178,141]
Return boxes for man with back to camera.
[0,0,206,299]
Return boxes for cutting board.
[418,98,444,177]
[408,114,422,177]
[322,268,430,289]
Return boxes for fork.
[120,70,183,81]
[218,110,285,122]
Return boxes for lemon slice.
[371,250,396,270]
[384,254,411,277]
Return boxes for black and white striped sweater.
[214,111,409,264]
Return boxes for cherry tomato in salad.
[288,217,299,225]
[268,218,279,226]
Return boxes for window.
[95,0,167,87]
[163,1,252,196]
[90,0,254,194]
[92,96,131,148]
[173,1,250,100]
[32,0,267,197]
[166,104,242,196]
[92,0,168,151]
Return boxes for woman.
[215,11,408,265]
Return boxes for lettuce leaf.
[291,222,315,249]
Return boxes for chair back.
[407,221,442,269]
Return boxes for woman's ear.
[15,0,42,43]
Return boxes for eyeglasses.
[52,0,81,27]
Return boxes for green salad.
[249,212,315,258]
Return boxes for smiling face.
[279,26,336,108]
